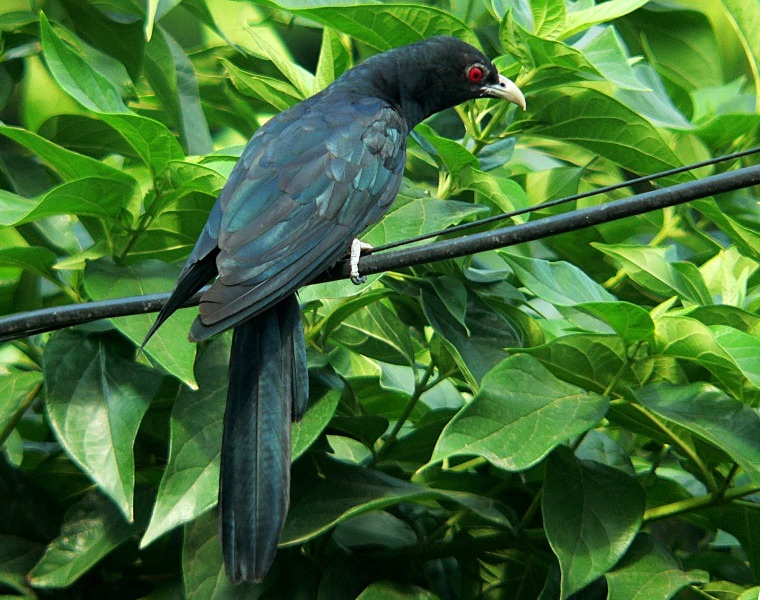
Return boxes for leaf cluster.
[1,1,760,599]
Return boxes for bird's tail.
[140,249,219,352]
[220,294,308,583]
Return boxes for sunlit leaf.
[44,330,161,520]
[605,534,708,600]
[84,258,197,389]
[0,369,43,444]
[39,13,129,114]
[636,382,760,486]
[28,491,136,588]
[544,446,644,598]
[431,354,608,470]
[283,457,511,545]
[261,1,479,50]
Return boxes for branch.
[2,164,760,342]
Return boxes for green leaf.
[363,195,487,248]
[694,199,760,262]
[576,301,655,345]
[655,316,755,397]
[318,289,395,343]
[144,26,212,155]
[521,334,629,394]
[700,246,757,307]
[620,8,723,92]
[357,581,439,600]
[576,430,634,475]
[262,1,479,50]
[525,87,685,179]
[635,382,760,486]
[719,0,760,111]
[430,276,468,332]
[39,13,129,114]
[0,177,134,226]
[0,369,42,445]
[528,0,566,39]
[503,15,645,94]
[614,65,692,129]
[576,27,649,92]
[51,0,144,83]
[0,535,42,597]
[99,113,185,176]
[246,26,314,98]
[594,244,712,305]
[562,0,650,39]
[330,301,416,367]
[431,354,608,471]
[182,511,256,599]
[128,160,223,262]
[283,457,510,546]
[292,372,343,460]
[223,58,302,112]
[543,446,644,598]
[315,27,351,91]
[141,337,228,548]
[143,345,342,546]
[501,252,615,306]
[500,14,606,90]
[422,285,514,385]
[380,410,455,471]
[28,491,136,588]
[0,124,137,185]
[414,123,478,174]
[707,501,760,582]
[44,330,161,520]
[689,305,760,334]
[605,534,708,600]
[738,587,760,600]
[710,324,760,389]
[145,0,183,40]
[84,259,198,390]
[457,165,529,216]
[0,246,57,280]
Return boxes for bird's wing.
[189,95,406,340]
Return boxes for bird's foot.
[349,238,373,285]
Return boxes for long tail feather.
[220,294,307,582]
[140,249,219,350]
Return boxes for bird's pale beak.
[481,74,526,110]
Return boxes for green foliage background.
[1,0,760,598]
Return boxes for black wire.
[2,162,760,343]
[331,163,760,277]
[369,145,760,254]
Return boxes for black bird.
[143,36,525,583]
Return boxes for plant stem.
[643,484,758,522]
[361,529,544,562]
[472,102,510,155]
[518,487,544,531]
[375,362,436,461]
[630,403,720,494]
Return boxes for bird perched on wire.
[142,35,525,583]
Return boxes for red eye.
[467,66,484,83]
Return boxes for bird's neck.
[333,61,439,129]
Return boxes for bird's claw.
[350,238,373,285]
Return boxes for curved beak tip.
[483,74,526,110]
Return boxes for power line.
[370,145,760,253]
[1,163,760,343]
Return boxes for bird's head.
[341,36,526,128]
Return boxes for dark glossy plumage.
[190,97,405,340]
[143,35,524,583]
